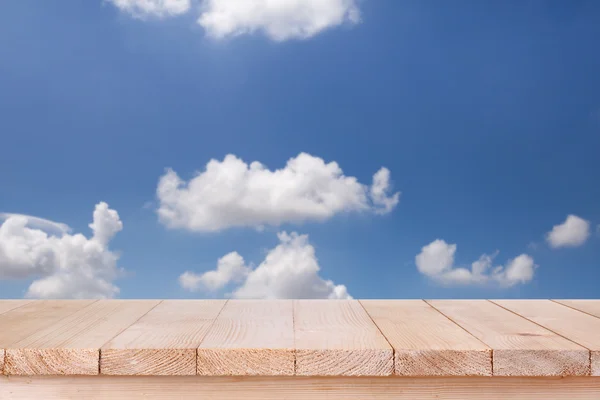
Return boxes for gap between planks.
[358,300,397,375]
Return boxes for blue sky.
[0,0,599,299]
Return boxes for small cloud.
[198,0,361,41]
[415,239,536,288]
[546,214,590,248]
[179,252,250,292]
[107,0,191,19]
[527,241,539,251]
[179,231,350,299]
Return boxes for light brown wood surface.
[361,300,492,376]
[294,300,393,376]
[197,300,294,376]
[0,300,96,348]
[1,299,599,378]
[0,300,95,376]
[0,300,31,316]
[101,300,226,375]
[554,300,600,319]
[427,300,590,376]
[2,376,600,399]
[494,300,600,376]
[5,300,159,375]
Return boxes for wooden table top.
[0,299,598,377]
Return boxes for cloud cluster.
[157,153,399,232]
[415,239,536,287]
[0,203,123,298]
[108,0,361,41]
[179,231,350,299]
[546,214,590,248]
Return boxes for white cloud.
[157,153,399,232]
[179,231,351,299]
[198,0,361,41]
[546,214,590,248]
[107,0,191,18]
[0,213,71,235]
[0,202,124,299]
[415,239,536,287]
[107,0,361,41]
[179,251,250,291]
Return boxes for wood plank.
[427,300,589,376]
[361,300,492,376]
[5,300,160,375]
[2,376,600,400]
[294,300,393,376]
[197,300,294,376]
[0,300,27,374]
[0,300,95,376]
[554,300,600,319]
[101,300,226,375]
[0,300,32,316]
[494,300,600,376]
[0,300,97,348]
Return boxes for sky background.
[0,0,599,299]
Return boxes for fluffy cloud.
[157,153,399,232]
[179,251,250,291]
[179,231,350,299]
[107,0,361,41]
[107,0,191,18]
[0,214,71,235]
[0,202,123,298]
[415,239,536,287]
[546,214,590,248]
[198,0,361,41]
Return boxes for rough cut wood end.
[493,349,590,376]
[5,348,99,375]
[100,349,196,376]
[295,349,393,376]
[592,351,600,377]
[197,348,295,376]
[395,349,492,376]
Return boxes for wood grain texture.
[197,300,294,376]
[494,300,600,376]
[101,300,226,375]
[0,300,32,316]
[427,300,589,377]
[361,300,492,376]
[0,300,96,349]
[5,300,159,375]
[2,376,600,400]
[554,300,600,319]
[294,300,393,376]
